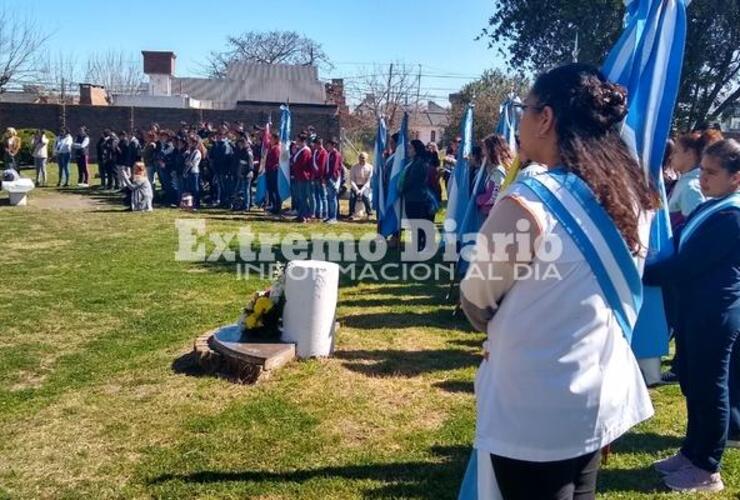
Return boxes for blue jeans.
[326,181,339,220]
[186,173,200,208]
[240,176,253,210]
[266,170,281,214]
[296,180,313,218]
[313,181,327,219]
[350,188,372,217]
[680,316,740,472]
[57,152,71,185]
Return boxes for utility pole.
[60,77,66,130]
[384,63,394,122]
[414,64,422,121]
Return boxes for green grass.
[0,163,738,498]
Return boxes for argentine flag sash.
[458,170,644,500]
[520,170,643,342]
[679,193,740,252]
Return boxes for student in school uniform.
[646,139,740,493]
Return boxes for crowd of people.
[3,120,513,224]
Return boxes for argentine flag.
[495,95,522,154]
[445,103,474,241]
[379,112,408,238]
[371,117,387,222]
[602,0,690,360]
[278,105,292,203]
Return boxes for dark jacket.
[209,139,233,175]
[644,199,740,333]
[400,157,430,203]
[233,145,254,178]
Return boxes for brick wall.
[0,102,340,161]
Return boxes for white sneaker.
[664,464,724,493]
[726,439,740,448]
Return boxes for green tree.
[445,69,529,143]
[479,0,740,130]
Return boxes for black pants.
[491,450,601,500]
[404,199,433,252]
[266,170,280,213]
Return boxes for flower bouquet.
[238,263,286,341]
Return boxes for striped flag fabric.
[495,95,522,154]
[445,103,474,241]
[277,105,292,203]
[602,0,690,360]
[379,112,408,238]
[254,120,271,206]
[371,117,387,221]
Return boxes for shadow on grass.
[433,380,474,394]
[612,431,683,455]
[598,465,668,494]
[335,348,480,378]
[148,445,469,499]
[341,310,462,331]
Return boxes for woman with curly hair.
[460,63,660,498]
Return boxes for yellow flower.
[254,296,273,315]
[245,314,259,330]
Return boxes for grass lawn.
[0,163,738,498]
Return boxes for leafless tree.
[0,8,50,92]
[37,50,81,101]
[204,30,333,78]
[85,50,144,95]
[347,62,425,132]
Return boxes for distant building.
[109,51,344,110]
[354,96,450,145]
[720,101,740,137]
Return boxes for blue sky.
[36,0,506,105]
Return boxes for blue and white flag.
[445,103,474,241]
[379,112,408,237]
[602,0,689,358]
[277,105,292,203]
[371,117,387,218]
[495,95,522,154]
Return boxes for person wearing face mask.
[646,139,740,493]
[460,64,660,499]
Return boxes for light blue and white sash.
[519,169,643,343]
[679,192,740,251]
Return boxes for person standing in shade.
[349,152,373,220]
[32,129,49,187]
[142,132,158,190]
[265,131,282,215]
[72,126,90,187]
[311,137,328,220]
[96,130,109,189]
[55,127,73,187]
[210,130,233,207]
[325,138,343,223]
[648,139,740,493]
[400,140,432,248]
[234,137,255,211]
[460,64,659,499]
